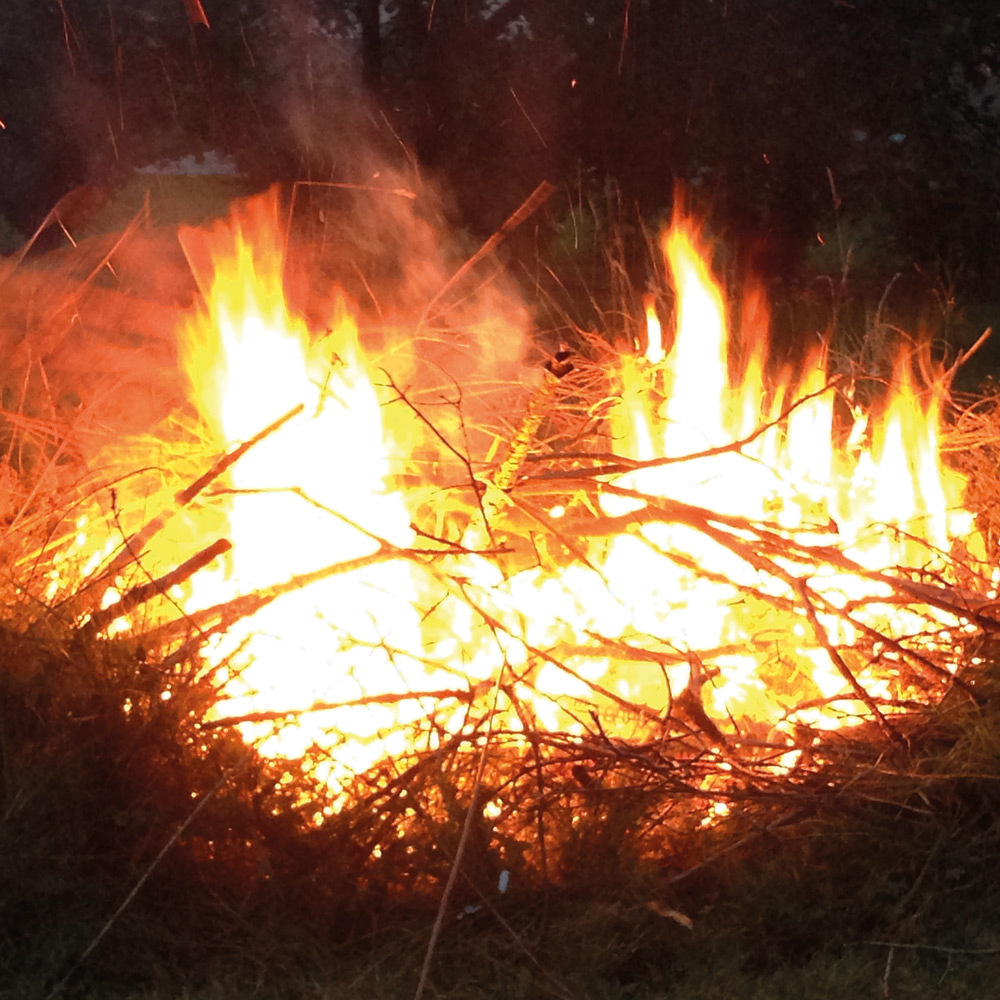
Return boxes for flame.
[176,192,438,791]
[55,192,990,802]
[592,209,983,734]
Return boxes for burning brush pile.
[3,182,1000,983]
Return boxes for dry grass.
[2,183,1000,998]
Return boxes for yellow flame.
[177,192,438,791]
[595,208,981,734]
[643,294,664,365]
[57,192,988,798]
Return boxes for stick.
[794,579,902,744]
[945,326,992,383]
[45,754,250,999]
[201,684,491,730]
[82,538,232,634]
[418,180,555,327]
[524,376,845,481]
[413,660,508,1000]
[102,404,304,579]
[139,541,405,649]
[382,371,495,544]
[866,940,1000,956]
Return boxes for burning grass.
[3,181,1000,997]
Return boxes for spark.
[509,87,547,148]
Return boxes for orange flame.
[56,192,990,799]
[595,209,983,734]
[177,192,434,793]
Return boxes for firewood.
[101,404,304,579]
[81,537,232,636]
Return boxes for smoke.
[247,2,539,455]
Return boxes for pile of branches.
[4,197,1000,995]
[10,322,1000,870]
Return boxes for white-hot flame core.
[54,192,989,801]
[176,195,451,790]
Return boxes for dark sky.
[1,1,998,288]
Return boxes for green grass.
[4,651,1000,999]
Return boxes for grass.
[4,177,1000,1000]
[3,625,1000,999]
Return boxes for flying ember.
[69,190,991,796]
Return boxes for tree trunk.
[359,0,382,93]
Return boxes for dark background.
[2,0,999,296]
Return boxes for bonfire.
[10,182,992,800]
[3,176,1000,996]
[4,182,1000,996]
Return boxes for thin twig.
[382,370,495,544]
[109,404,304,577]
[866,940,1000,955]
[794,579,901,744]
[882,943,894,999]
[45,754,251,999]
[201,683,491,730]
[413,661,508,1000]
[523,376,844,480]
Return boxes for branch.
[201,683,492,730]
[81,538,232,636]
[101,404,304,580]
[524,376,845,481]
[418,180,555,328]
